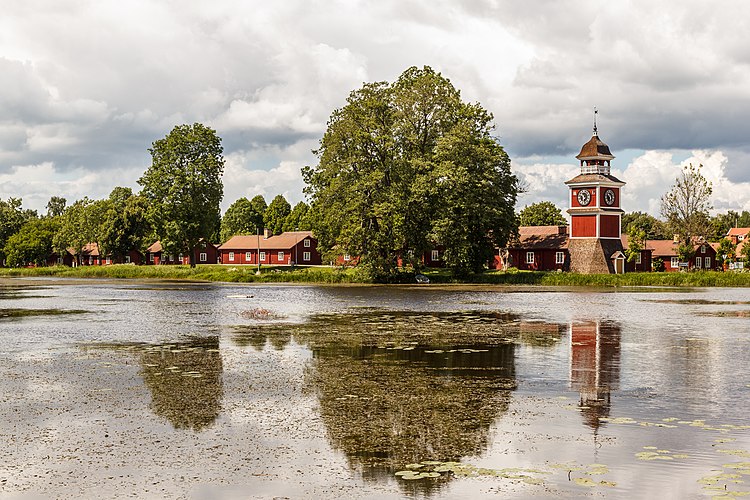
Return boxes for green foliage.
[1,198,36,263]
[304,66,518,278]
[518,201,567,227]
[622,211,669,240]
[138,123,224,267]
[677,243,695,263]
[100,188,150,258]
[249,195,267,228]
[220,197,260,242]
[660,164,712,246]
[717,238,737,265]
[45,196,67,217]
[742,241,750,267]
[652,257,665,272]
[3,218,60,267]
[282,201,312,232]
[625,225,646,263]
[709,211,750,241]
[264,195,292,235]
[53,197,108,262]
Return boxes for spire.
[593,107,598,136]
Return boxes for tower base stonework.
[568,238,624,274]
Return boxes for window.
[343,254,351,261]
[671,257,679,268]
[636,253,642,264]
[246,252,252,261]
[701,245,706,254]
[105,257,111,265]
[431,250,440,261]
[705,257,711,269]
[89,256,93,265]
[555,252,564,264]
[57,257,63,264]
[229,252,235,261]
[149,253,154,262]
[695,257,702,268]
[200,253,207,262]
[278,251,284,261]
[260,251,266,261]
[304,239,311,248]
[178,253,183,262]
[739,235,745,241]
[526,252,534,264]
[125,255,131,264]
[303,251,311,261]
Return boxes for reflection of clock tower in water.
[565,115,626,274]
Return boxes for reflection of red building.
[570,321,621,430]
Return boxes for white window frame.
[89,256,93,265]
[229,252,235,262]
[125,255,131,264]
[526,252,534,264]
[106,257,111,265]
[149,253,154,262]
[200,252,207,262]
[701,245,706,254]
[245,252,252,261]
[178,253,183,262]
[555,252,564,264]
[303,251,311,261]
[705,257,711,269]
[303,239,311,248]
[636,253,642,264]
[695,256,702,268]
[671,257,679,268]
[260,251,266,262]
[343,254,351,261]
[431,250,440,261]
[739,235,745,241]
[278,251,284,261]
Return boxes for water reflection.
[569,321,621,431]
[233,311,566,495]
[139,337,223,431]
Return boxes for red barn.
[218,231,321,266]
[146,240,219,265]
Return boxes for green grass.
[2,264,750,287]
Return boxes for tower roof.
[576,135,615,161]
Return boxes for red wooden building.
[146,240,219,265]
[648,239,720,271]
[503,225,570,271]
[47,244,142,266]
[218,231,321,266]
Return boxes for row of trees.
[220,195,311,243]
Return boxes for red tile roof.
[219,231,314,251]
[728,227,750,237]
[510,226,568,250]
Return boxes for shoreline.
[2,264,750,287]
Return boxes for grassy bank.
[2,264,750,287]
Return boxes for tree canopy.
[138,123,224,267]
[660,163,712,247]
[303,66,518,278]
[1,198,36,264]
[283,201,312,232]
[264,195,292,235]
[3,218,59,267]
[220,197,260,242]
[622,211,670,240]
[518,201,567,227]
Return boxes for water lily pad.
[573,477,597,487]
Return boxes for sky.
[2,0,750,218]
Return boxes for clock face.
[604,189,616,206]
[577,189,591,206]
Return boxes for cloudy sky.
[2,0,750,218]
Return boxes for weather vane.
[593,107,598,136]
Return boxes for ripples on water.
[1,278,750,499]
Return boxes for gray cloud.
[1,0,750,213]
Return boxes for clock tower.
[565,118,626,274]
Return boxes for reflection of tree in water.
[569,321,621,431]
[139,337,224,431]
[234,311,564,495]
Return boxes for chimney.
[264,228,271,239]
[559,225,568,235]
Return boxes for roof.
[509,225,568,250]
[219,231,315,251]
[147,239,217,253]
[66,243,100,256]
[645,239,717,257]
[576,134,615,160]
[565,173,624,185]
[727,227,750,237]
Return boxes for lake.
[1,278,749,499]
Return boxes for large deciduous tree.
[283,201,312,232]
[45,196,67,217]
[138,123,224,267]
[303,66,519,278]
[518,201,567,227]
[3,218,60,267]
[264,195,291,235]
[660,163,712,247]
[53,197,108,264]
[622,211,670,240]
[1,198,35,264]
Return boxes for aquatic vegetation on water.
[239,308,285,320]
[0,307,86,319]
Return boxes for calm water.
[1,278,750,499]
